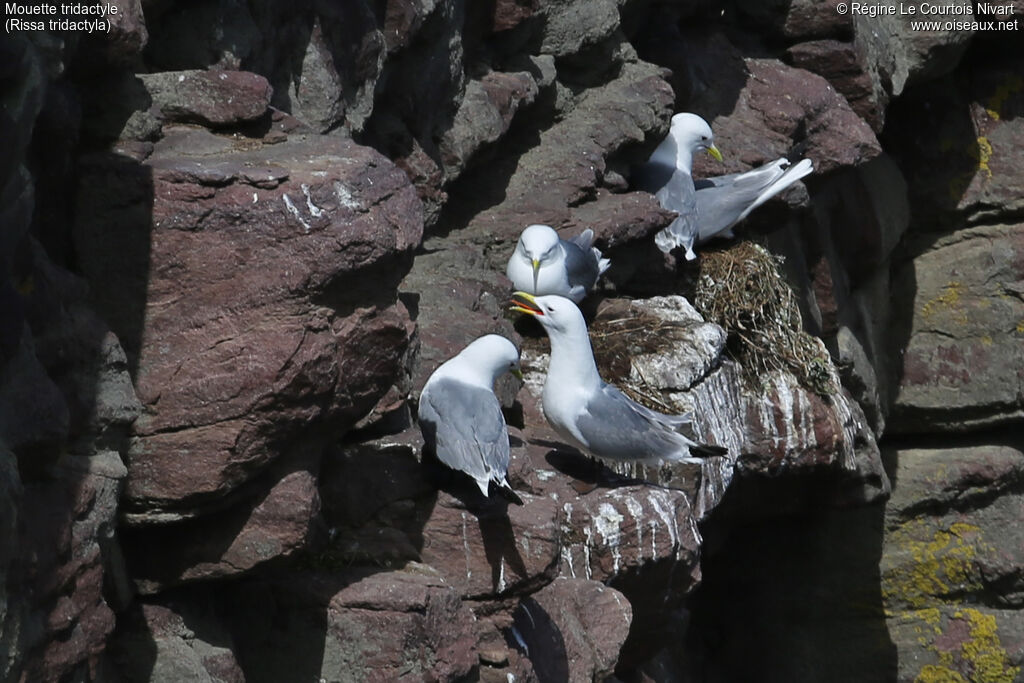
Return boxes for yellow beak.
[510,367,524,380]
[510,291,543,317]
[531,259,540,293]
[707,144,723,162]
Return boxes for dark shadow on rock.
[611,558,700,675]
[543,447,642,489]
[629,10,748,117]
[511,311,548,339]
[70,147,154,383]
[607,238,695,298]
[478,500,531,593]
[675,471,897,683]
[512,597,570,683]
[219,576,333,683]
[104,602,159,682]
[431,124,545,239]
[0,33,152,681]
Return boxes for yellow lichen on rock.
[920,281,966,325]
[883,521,985,609]
[915,664,966,683]
[897,608,1019,682]
[956,609,1020,683]
[975,137,994,180]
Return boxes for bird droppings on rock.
[3,3,1023,682]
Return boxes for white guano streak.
[282,193,310,232]
[301,183,324,217]
[594,502,625,574]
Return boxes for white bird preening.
[509,291,728,466]
[417,334,524,503]
[694,157,814,245]
[633,113,722,261]
[506,224,610,303]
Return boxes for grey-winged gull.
[418,334,524,503]
[506,224,610,303]
[509,292,727,465]
[633,112,722,261]
[694,157,814,245]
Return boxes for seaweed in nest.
[692,241,835,395]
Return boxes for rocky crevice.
[1,0,1023,681]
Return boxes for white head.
[509,292,588,341]
[455,334,522,384]
[653,112,723,170]
[515,224,562,292]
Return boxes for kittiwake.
[509,292,728,465]
[633,112,722,260]
[418,334,524,503]
[694,157,814,245]
[506,224,610,303]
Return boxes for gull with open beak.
[506,224,610,303]
[509,291,727,465]
[418,334,524,503]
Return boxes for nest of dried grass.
[588,304,689,413]
[693,242,834,395]
[518,303,692,414]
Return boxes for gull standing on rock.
[694,157,814,245]
[633,112,722,260]
[506,224,610,303]
[418,334,524,503]
[509,292,727,465]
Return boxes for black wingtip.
[692,443,729,458]
[497,485,525,506]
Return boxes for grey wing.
[696,160,787,192]
[695,159,805,243]
[418,379,510,483]
[566,228,595,251]
[573,383,691,463]
[561,237,600,296]
[694,183,749,242]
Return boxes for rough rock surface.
[226,567,480,683]
[891,225,1024,433]
[516,577,633,682]
[138,70,273,128]
[690,58,882,177]
[74,127,422,525]
[3,1,1024,682]
[109,602,246,683]
[883,442,1024,682]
